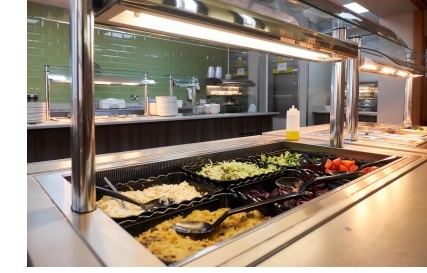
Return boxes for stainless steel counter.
[27,112,279,130]
[27,132,427,266]
[263,123,427,154]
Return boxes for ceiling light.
[343,3,369,14]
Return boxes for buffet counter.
[27,112,278,162]
[27,112,278,130]
[27,130,427,266]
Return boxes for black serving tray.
[252,149,308,168]
[182,158,284,188]
[118,192,285,266]
[96,172,223,220]
[229,168,361,211]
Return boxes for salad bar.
[28,134,426,266]
[54,138,407,266]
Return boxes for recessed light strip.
[108,10,336,62]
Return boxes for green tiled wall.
[27,2,228,104]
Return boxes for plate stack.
[27,102,46,124]
[149,102,158,115]
[156,96,178,117]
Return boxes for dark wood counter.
[27,113,277,162]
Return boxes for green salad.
[260,151,302,167]
[196,160,279,181]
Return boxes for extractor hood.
[94,0,359,62]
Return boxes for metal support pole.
[144,72,150,116]
[345,35,361,141]
[44,65,51,121]
[169,74,174,96]
[403,76,413,128]
[330,27,347,148]
[192,76,197,114]
[70,0,96,213]
[403,52,414,128]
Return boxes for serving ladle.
[171,191,310,235]
[275,171,365,192]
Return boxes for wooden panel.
[27,115,274,163]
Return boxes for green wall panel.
[27,2,228,105]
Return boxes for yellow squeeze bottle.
[286,105,300,141]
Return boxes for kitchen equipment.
[171,191,310,235]
[99,98,126,109]
[207,66,215,78]
[215,66,222,79]
[275,171,365,192]
[27,94,38,102]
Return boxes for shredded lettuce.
[260,151,302,167]
[196,160,279,181]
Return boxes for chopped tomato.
[339,164,349,172]
[332,158,342,168]
[325,159,333,170]
[341,160,356,170]
[349,164,359,173]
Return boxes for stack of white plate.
[156,96,178,117]
[27,102,46,124]
[149,102,158,116]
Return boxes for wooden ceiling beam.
[410,0,427,9]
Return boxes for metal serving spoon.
[96,186,175,211]
[171,191,310,235]
[275,171,365,192]
[104,177,126,208]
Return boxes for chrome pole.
[345,35,361,141]
[192,76,197,114]
[44,64,51,121]
[330,27,347,148]
[169,74,174,96]
[144,72,150,116]
[403,76,413,128]
[403,52,414,128]
[70,0,96,213]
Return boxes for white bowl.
[209,104,220,114]
[196,105,204,114]
[204,104,210,114]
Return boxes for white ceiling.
[334,0,420,18]
[28,0,425,17]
